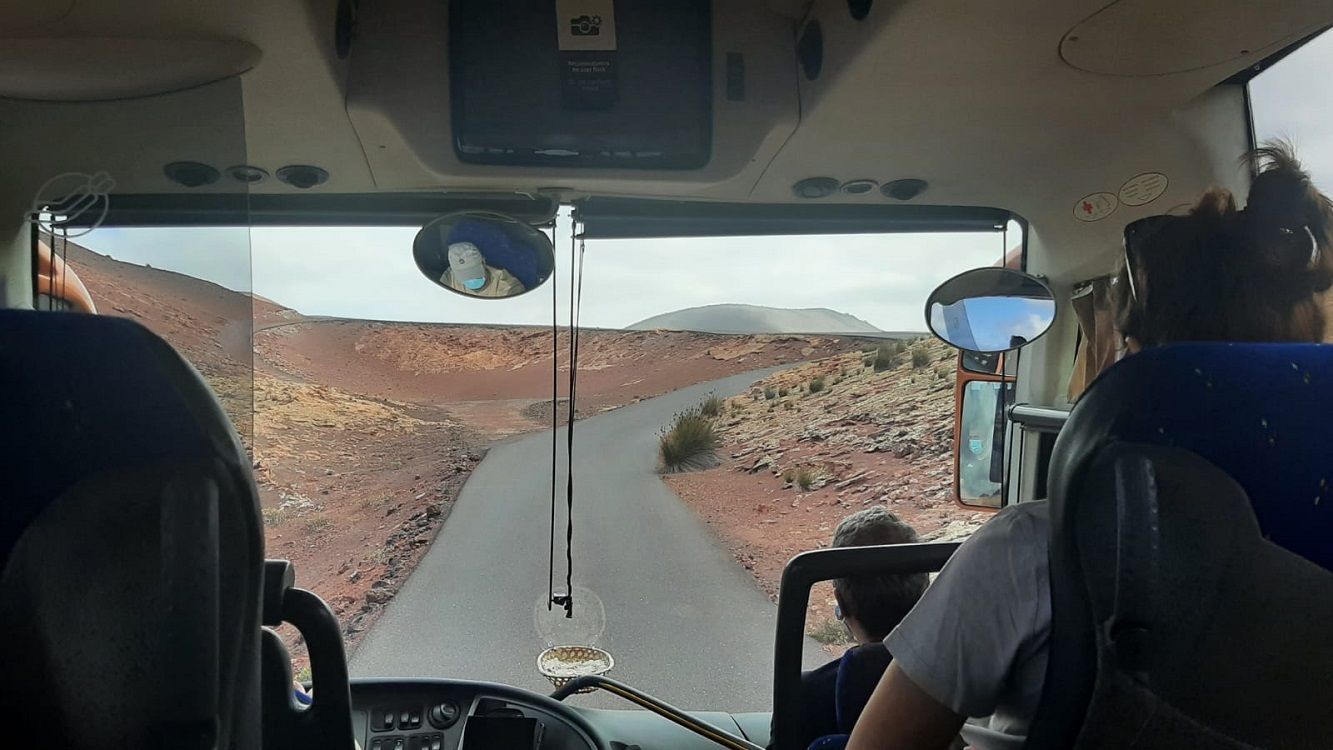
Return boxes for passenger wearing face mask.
[442,241,526,298]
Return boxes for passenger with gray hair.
[829,507,929,644]
[788,507,928,749]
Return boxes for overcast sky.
[81,220,1010,331]
[75,30,1331,330]
[1250,29,1333,195]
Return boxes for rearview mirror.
[958,380,1007,508]
[413,211,555,299]
[925,268,1056,353]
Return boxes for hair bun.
[1244,141,1333,284]
[1247,142,1321,225]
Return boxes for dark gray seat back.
[0,311,264,749]
[1031,343,1333,748]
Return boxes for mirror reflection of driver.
[441,241,526,298]
[959,382,1002,503]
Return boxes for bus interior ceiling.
[1,0,1330,395]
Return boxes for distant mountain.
[628,304,886,335]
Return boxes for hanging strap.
[548,213,586,618]
[547,223,559,610]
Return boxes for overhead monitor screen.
[450,0,712,169]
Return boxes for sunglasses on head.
[1121,215,1174,303]
[1121,213,1320,302]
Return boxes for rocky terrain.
[665,338,990,643]
[62,240,877,669]
[254,321,862,440]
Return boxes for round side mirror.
[413,211,555,299]
[925,268,1056,353]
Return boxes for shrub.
[783,401,793,410]
[764,387,777,400]
[870,344,902,372]
[699,393,723,417]
[894,340,909,354]
[778,387,790,397]
[911,345,931,368]
[303,515,333,534]
[262,507,285,527]
[809,617,852,645]
[795,467,817,491]
[808,377,826,393]
[782,468,796,484]
[658,409,719,473]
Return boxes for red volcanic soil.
[61,240,871,670]
[664,343,990,648]
[58,242,281,370]
[255,320,862,438]
[65,242,483,668]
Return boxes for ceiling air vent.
[226,165,269,184]
[276,165,330,189]
[882,178,928,201]
[793,177,840,199]
[841,179,878,195]
[163,161,220,188]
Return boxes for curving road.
[351,368,830,710]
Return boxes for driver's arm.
[847,662,962,750]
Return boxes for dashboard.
[350,679,773,750]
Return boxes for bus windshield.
[65,218,1012,710]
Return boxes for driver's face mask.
[447,241,488,290]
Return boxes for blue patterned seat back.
[1031,341,1333,748]
[807,736,848,750]
[1070,342,1333,571]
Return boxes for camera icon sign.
[569,14,602,36]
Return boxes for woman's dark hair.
[830,507,927,642]
[1113,141,1333,347]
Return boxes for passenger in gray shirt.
[847,143,1333,750]
[885,501,1048,749]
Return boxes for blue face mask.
[463,276,487,290]
[968,437,985,456]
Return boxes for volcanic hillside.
[60,240,875,666]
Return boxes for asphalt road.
[351,368,831,711]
